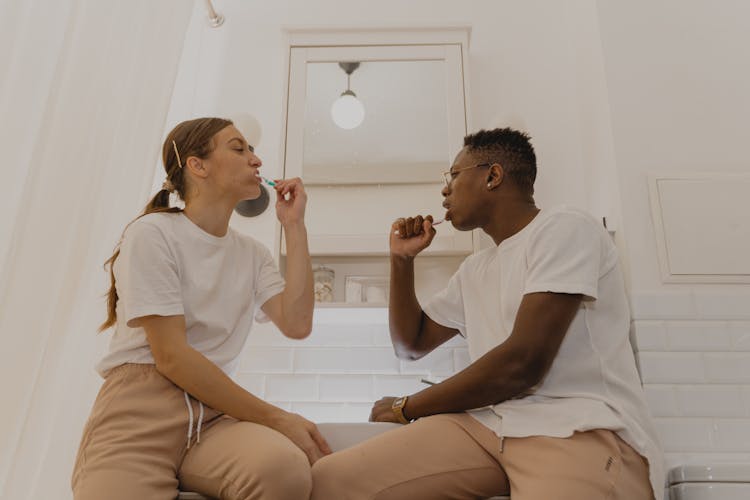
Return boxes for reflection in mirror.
[303,60,450,185]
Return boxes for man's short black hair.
[463,128,537,194]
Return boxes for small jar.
[313,265,335,302]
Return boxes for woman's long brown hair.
[99,117,233,331]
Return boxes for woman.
[72,117,330,500]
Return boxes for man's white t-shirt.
[423,206,664,500]
[97,212,285,377]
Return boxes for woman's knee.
[311,452,353,499]
[234,445,311,500]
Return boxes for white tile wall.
[633,291,750,470]
[237,292,750,473]
[237,311,468,424]
[318,375,374,402]
[653,418,714,451]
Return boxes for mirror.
[282,39,472,256]
[302,60,451,185]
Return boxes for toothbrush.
[394,217,445,235]
[259,175,276,187]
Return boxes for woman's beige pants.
[72,364,311,500]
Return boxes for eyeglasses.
[441,163,490,187]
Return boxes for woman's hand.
[390,215,437,258]
[273,177,307,227]
[268,411,332,464]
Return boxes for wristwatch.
[391,396,411,424]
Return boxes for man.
[311,128,663,500]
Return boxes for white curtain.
[0,0,194,498]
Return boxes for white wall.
[597,0,750,470]
[598,0,750,292]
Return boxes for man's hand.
[369,396,404,424]
[390,215,437,258]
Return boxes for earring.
[487,183,492,188]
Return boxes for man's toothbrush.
[393,217,445,235]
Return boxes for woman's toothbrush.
[255,172,277,187]
[259,175,276,187]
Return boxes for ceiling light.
[331,62,365,130]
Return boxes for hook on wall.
[204,0,224,28]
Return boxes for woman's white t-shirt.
[423,206,664,500]
[97,212,285,377]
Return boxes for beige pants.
[71,364,311,500]
[312,413,654,500]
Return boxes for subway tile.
[369,330,466,348]
[729,322,750,350]
[373,375,428,398]
[265,374,319,402]
[694,292,750,320]
[318,375,374,402]
[399,348,455,376]
[293,348,350,373]
[313,307,388,325]
[631,321,667,351]
[676,385,745,417]
[293,347,399,374]
[643,385,680,417]
[704,353,750,383]
[370,326,394,347]
[304,324,378,346]
[654,418,713,452]
[234,373,265,398]
[665,321,732,351]
[348,347,401,374]
[291,402,371,423]
[239,347,294,373]
[453,348,471,372]
[637,353,705,383]
[246,322,294,346]
[630,291,695,320]
[712,419,750,451]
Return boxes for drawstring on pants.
[183,391,204,449]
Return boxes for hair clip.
[172,140,183,169]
